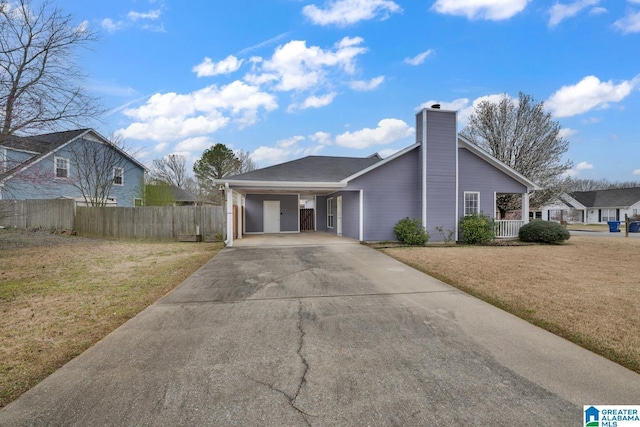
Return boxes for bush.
[393,218,429,245]
[459,213,495,244]
[519,220,570,244]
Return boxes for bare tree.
[235,149,256,174]
[566,178,640,192]
[149,154,188,188]
[66,134,135,206]
[0,0,101,145]
[460,92,572,216]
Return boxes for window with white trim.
[327,198,334,228]
[601,208,617,222]
[464,192,480,216]
[113,167,124,185]
[54,156,69,179]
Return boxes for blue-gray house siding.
[346,148,421,241]
[457,147,527,218]
[245,194,298,233]
[1,133,145,207]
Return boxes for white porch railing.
[495,220,524,238]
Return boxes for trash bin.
[629,222,640,233]
[607,221,621,232]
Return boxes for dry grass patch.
[0,230,222,408]
[382,236,640,373]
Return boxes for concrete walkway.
[1,234,639,426]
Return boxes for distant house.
[0,129,145,207]
[542,187,640,223]
[217,107,540,246]
[144,183,208,206]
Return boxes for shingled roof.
[226,154,383,182]
[570,187,640,207]
[1,129,91,181]
[2,129,89,153]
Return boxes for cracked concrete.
[1,233,639,426]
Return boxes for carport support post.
[522,192,530,225]
[225,183,234,247]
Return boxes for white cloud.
[175,136,214,152]
[251,135,324,166]
[252,145,293,165]
[563,169,578,178]
[589,6,607,14]
[378,147,401,158]
[576,161,594,170]
[633,169,640,175]
[246,37,368,92]
[404,50,433,66]
[193,56,244,77]
[335,118,413,149]
[127,9,162,21]
[614,10,640,33]
[349,76,384,91]
[117,81,278,141]
[277,136,305,149]
[546,75,639,117]
[302,0,402,26]
[431,0,530,20]
[288,93,337,112]
[558,128,577,139]
[101,18,123,33]
[310,131,332,145]
[101,3,165,33]
[417,95,509,125]
[154,142,168,152]
[548,0,599,27]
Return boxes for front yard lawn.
[382,235,640,374]
[0,229,222,408]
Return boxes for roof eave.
[219,179,347,190]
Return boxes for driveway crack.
[243,299,314,426]
[294,298,310,403]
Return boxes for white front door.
[337,196,343,236]
[263,200,280,233]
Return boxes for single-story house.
[217,106,541,246]
[542,187,640,224]
[0,129,145,207]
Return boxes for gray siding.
[346,148,421,241]
[457,148,527,218]
[320,191,360,239]
[423,109,458,240]
[316,195,328,231]
[245,194,298,233]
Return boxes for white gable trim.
[457,135,541,191]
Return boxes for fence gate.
[300,208,314,231]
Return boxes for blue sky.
[56,0,640,181]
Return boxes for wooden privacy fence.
[0,199,75,230]
[76,205,225,241]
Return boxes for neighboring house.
[542,187,640,224]
[0,129,145,207]
[217,107,540,245]
[145,183,208,206]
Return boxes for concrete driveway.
[2,233,639,426]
